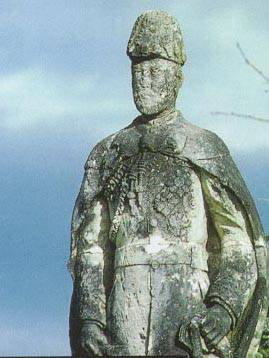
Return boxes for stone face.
[68,10,268,357]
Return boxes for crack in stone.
[145,267,153,355]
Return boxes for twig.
[211,111,269,123]
[237,42,269,85]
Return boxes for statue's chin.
[135,100,165,116]
[139,108,160,116]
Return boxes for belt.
[114,241,208,271]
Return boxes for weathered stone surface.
[68,10,268,357]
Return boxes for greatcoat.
[69,111,268,357]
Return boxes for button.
[127,191,136,199]
[150,218,158,227]
[151,260,160,269]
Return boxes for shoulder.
[181,119,230,160]
[85,120,137,169]
[84,130,123,170]
[85,116,142,170]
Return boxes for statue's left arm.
[200,171,258,348]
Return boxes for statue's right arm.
[68,144,112,356]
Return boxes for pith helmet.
[127,10,186,66]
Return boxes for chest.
[102,151,205,241]
[104,151,194,206]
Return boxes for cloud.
[177,4,269,153]
[180,75,269,153]
[0,1,268,152]
[1,64,268,153]
[0,68,131,130]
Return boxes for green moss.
[258,317,269,355]
[257,236,269,356]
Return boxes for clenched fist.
[200,304,232,350]
[78,322,109,357]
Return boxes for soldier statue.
[68,10,268,357]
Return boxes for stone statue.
[68,11,268,357]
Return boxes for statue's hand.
[200,304,232,351]
[79,322,109,356]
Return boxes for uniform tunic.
[70,115,257,356]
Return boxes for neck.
[142,107,177,123]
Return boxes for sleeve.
[69,145,112,329]
[201,171,258,328]
[71,195,111,328]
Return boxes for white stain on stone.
[144,229,170,254]
[82,200,104,266]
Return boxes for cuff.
[81,319,106,330]
[205,295,237,329]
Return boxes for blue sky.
[0,1,268,355]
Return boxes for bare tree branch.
[237,42,269,86]
[211,44,268,123]
[211,111,269,123]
